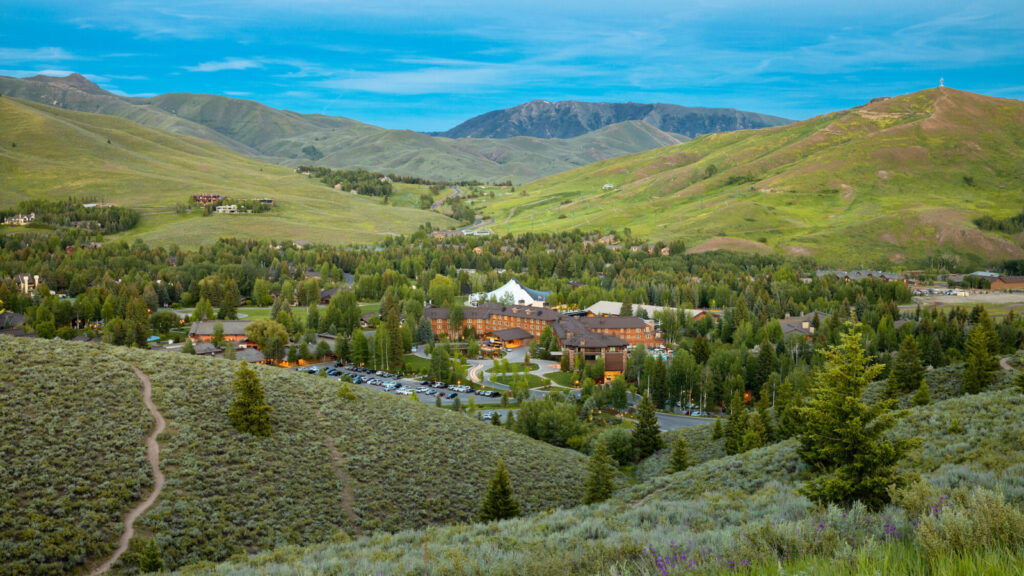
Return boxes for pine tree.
[912,380,930,406]
[228,362,272,436]
[797,325,916,510]
[479,460,520,521]
[724,390,749,455]
[692,334,711,365]
[963,316,999,394]
[632,392,663,460]
[712,418,724,440]
[583,441,617,504]
[181,337,195,354]
[666,434,691,474]
[887,335,925,396]
[212,320,225,348]
[620,293,633,317]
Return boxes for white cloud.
[184,58,262,72]
[0,47,78,63]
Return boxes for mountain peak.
[26,72,109,95]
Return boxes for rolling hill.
[0,95,455,248]
[0,74,784,183]
[0,336,589,574]
[472,88,1024,267]
[434,99,791,139]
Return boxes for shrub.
[917,488,1024,557]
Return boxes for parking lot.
[294,361,506,409]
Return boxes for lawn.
[545,371,579,387]
[486,362,538,373]
[492,373,551,389]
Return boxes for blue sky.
[2,0,1023,131]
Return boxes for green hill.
[474,88,1024,267]
[0,336,588,574]
[0,96,454,247]
[170,367,1024,576]
[0,74,693,183]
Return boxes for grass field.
[460,88,1024,267]
[492,373,551,388]
[0,97,455,248]
[0,336,588,573]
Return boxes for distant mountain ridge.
[434,100,791,139]
[0,74,781,182]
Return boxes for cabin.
[187,320,252,344]
[990,276,1024,291]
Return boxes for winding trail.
[89,367,166,576]
[1000,356,1014,371]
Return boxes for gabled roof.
[470,279,551,305]
[489,327,533,341]
[188,320,251,336]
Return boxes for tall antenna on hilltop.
[940,77,944,88]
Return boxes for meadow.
[0,97,454,249]
[464,88,1024,267]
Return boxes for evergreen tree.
[351,330,369,365]
[887,335,925,396]
[774,378,803,440]
[632,392,663,460]
[692,334,711,365]
[224,345,236,360]
[316,340,332,359]
[620,293,633,317]
[666,434,691,474]
[609,375,629,409]
[383,306,404,371]
[583,441,617,504]
[724,390,748,455]
[963,316,999,394]
[712,417,724,439]
[212,320,225,348]
[912,380,930,406]
[756,336,777,394]
[797,325,916,510]
[181,337,195,354]
[741,411,769,452]
[228,362,272,436]
[218,280,239,320]
[334,336,350,362]
[479,460,520,521]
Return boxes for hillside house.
[188,320,252,344]
[990,276,1024,291]
[215,205,239,214]
[469,279,551,307]
[14,274,40,294]
[192,194,225,204]
[2,212,35,226]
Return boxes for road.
[654,412,716,430]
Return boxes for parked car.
[433,382,448,389]
[445,392,458,400]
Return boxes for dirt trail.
[313,408,361,532]
[89,367,166,575]
[1000,357,1014,371]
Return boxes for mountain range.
[0,74,788,183]
[434,99,790,139]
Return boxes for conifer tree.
[181,337,195,354]
[229,362,272,436]
[479,460,520,521]
[692,334,711,365]
[724,390,749,455]
[964,315,999,394]
[912,380,930,406]
[632,392,663,460]
[797,325,916,509]
[887,335,925,396]
[712,417,724,440]
[666,434,691,474]
[583,441,617,504]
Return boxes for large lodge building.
[424,302,663,374]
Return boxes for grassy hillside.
[474,88,1024,267]
[0,336,587,574]
[0,75,688,183]
[0,96,454,248]
[173,369,1024,576]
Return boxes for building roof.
[0,311,25,329]
[192,342,222,355]
[994,276,1024,284]
[469,279,551,306]
[563,331,628,348]
[188,320,251,337]
[425,303,560,322]
[233,347,266,363]
[488,327,533,342]
[580,316,649,330]
[816,270,906,282]
[779,312,829,337]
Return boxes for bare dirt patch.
[688,237,773,255]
